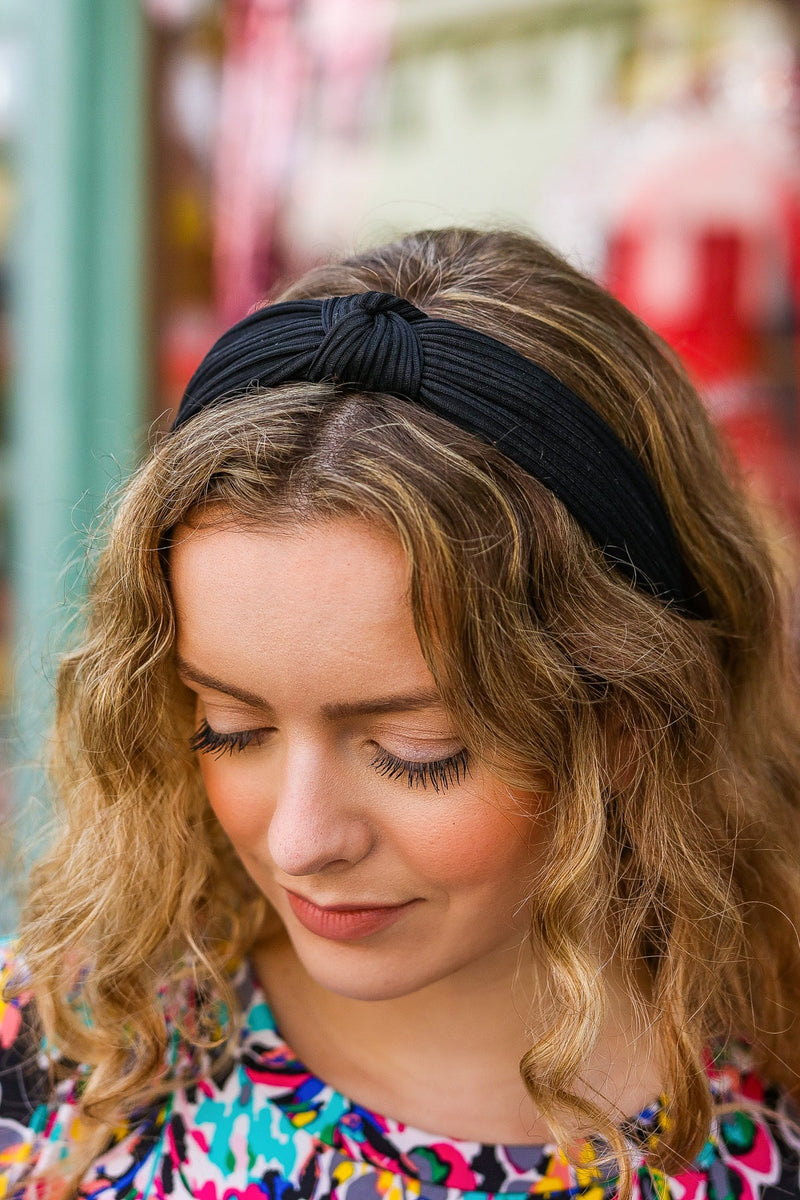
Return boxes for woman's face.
[171,515,544,1002]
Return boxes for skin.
[171,514,661,1144]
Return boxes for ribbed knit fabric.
[175,291,704,615]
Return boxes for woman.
[2,227,800,1199]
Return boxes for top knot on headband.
[310,293,425,398]
[175,291,706,618]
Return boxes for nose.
[267,739,374,876]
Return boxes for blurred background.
[1,0,799,921]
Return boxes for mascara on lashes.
[190,719,471,792]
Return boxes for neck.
[252,931,661,1145]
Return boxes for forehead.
[169,515,408,606]
[169,517,431,698]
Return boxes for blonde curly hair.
[13,228,800,1194]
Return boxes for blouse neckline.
[231,958,667,1195]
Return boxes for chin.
[293,940,444,1002]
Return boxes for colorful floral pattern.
[1,940,799,1200]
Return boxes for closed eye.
[369,745,470,793]
[190,719,272,758]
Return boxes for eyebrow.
[175,657,444,720]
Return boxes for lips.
[284,889,418,941]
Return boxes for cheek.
[199,757,268,844]
[402,794,540,895]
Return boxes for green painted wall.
[3,0,146,929]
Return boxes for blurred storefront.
[0,0,799,910]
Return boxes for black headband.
[175,290,704,616]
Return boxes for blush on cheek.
[199,760,269,845]
[409,801,536,890]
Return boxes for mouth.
[283,889,419,942]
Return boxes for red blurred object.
[608,226,758,379]
[605,126,800,527]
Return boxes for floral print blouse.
[1,941,799,1200]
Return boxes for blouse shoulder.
[0,938,51,1139]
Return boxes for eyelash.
[189,719,470,792]
[190,719,269,758]
[369,745,470,793]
